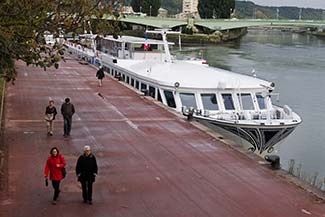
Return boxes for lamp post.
[150,5,152,17]
[299,8,302,20]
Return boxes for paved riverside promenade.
[1,58,325,217]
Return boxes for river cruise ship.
[64,30,302,157]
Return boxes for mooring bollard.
[265,155,280,170]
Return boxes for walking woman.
[44,147,66,204]
[45,100,57,136]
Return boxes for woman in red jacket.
[44,147,66,204]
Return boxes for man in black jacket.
[96,66,105,87]
[76,145,98,204]
[61,97,75,137]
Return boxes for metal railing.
[288,159,325,192]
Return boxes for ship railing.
[196,107,294,121]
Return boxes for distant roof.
[103,16,325,31]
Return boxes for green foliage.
[0,0,121,81]
[235,1,324,20]
[130,0,161,16]
[198,0,235,19]
[161,0,182,15]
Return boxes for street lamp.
[299,8,302,20]
[150,5,152,17]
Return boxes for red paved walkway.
[0,58,324,217]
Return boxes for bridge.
[115,16,325,31]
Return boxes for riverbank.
[123,27,248,44]
[312,31,325,38]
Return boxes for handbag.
[60,154,66,179]
[62,167,67,179]
[44,113,54,121]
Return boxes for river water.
[177,29,325,178]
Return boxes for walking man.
[76,145,98,204]
[61,97,75,137]
[45,100,57,136]
[96,66,105,87]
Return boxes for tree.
[198,0,235,19]
[131,0,161,16]
[131,0,141,12]
[0,0,121,82]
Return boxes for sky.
[245,0,325,9]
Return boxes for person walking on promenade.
[61,97,75,137]
[44,147,66,205]
[45,100,57,136]
[76,145,98,205]
[96,66,105,87]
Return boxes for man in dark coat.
[76,145,98,204]
[96,66,105,87]
[60,97,75,137]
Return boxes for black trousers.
[80,180,93,202]
[63,117,72,135]
[51,180,61,201]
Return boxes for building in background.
[158,8,168,18]
[181,0,199,18]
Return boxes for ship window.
[149,86,156,98]
[126,76,130,84]
[164,90,176,108]
[256,94,266,110]
[180,93,197,108]
[131,78,134,87]
[237,93,254,110]
[135,80,139,89]
[141,83,147,91]
[222,94,235,110]
[157,90,162,102]
[201,94,219,110]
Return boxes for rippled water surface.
[176,29,325,177]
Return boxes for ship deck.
[0,57,324,217]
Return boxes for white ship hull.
[64,31,302,158]
[194,115,297,157]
